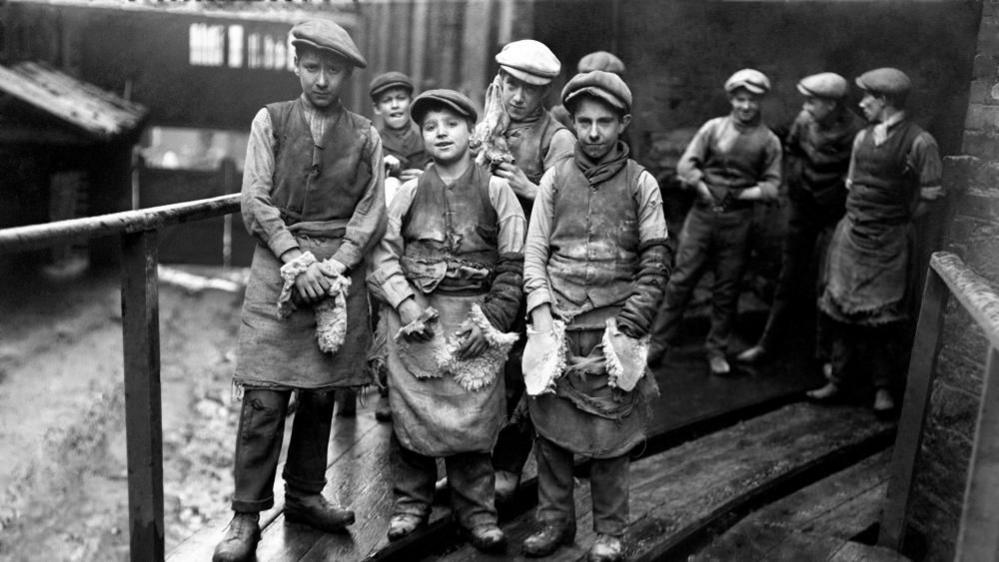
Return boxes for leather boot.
[736,345,767,364]
[873,388,896,417]
[708,355,731,376]
[523,522,576,557]
[387,513,426,541]
[212,512,260,562]
[284,493,355,533]
[588,533,624,562]
[494,469,520,505]
[466,523,507,553]
[806,382,842,403]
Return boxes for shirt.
[677,114,782,200]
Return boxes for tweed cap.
[291,19,367,68]
[724,68,771,95]
[495,40,561,86]
[562,70,633,113]
[855,67,912,96]
[410,89,478,124]
[577,51,626,75]
[797,72,849,99]
[369,71,414,99]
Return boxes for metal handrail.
[0,193,242,561]
[879,251,999,561]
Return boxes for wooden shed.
[0,60,148,267]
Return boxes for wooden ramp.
[419,403,895,562]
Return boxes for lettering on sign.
[189,23,294,71]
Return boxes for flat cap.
[855,67,911,96]
[577,51,626,75]
[562,70,633,113]
[797,72,849,99]
[724,68,771,95]
[495,40,561,86]
[369,71,414,99]
[291,19,367,68]
[410,89,478,124]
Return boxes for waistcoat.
[701,118,773,193]
[847,120,923,225]
[505,110,567,184]
[547,157,645,314]
[267,99,374,224]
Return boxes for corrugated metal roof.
[0,61,148,142]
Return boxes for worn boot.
[736,344,767,364]
[284,493,355,533]
[873,388,896,417]
[494,469,520,505]
[708,355,731,376]
[387,513,426,541]
[212,512,260,562]
[806,382,842,404]
[523,522,576,557]
[466,523,507,553]
[588,534,624,562]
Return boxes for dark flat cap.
[725,68,771,95]
[562,70,633,113]
[369,71,414,99]
[495,40,560,86]
[797,72,849,99]
[291,19,367,68]
[855,67,911,96]
[577,51,626,75]
[410,89,478,124]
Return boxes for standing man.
[808,67,943,415]
[213,19,386,562]
[648,69,782,376]
[369,89,525,552]
[483,39,577,503]
[737,73,863,371]
[551,51,627,130]
[521,71,669,562]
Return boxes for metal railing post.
[120,229,165,561]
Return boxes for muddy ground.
[0,263,258,561]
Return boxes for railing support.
[120,229,165,561]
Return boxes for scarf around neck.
[575,141,630,186]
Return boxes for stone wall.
[907,2,999,560]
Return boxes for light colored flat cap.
[577,51,626,75]
[495,40,561,86]
[724,68,771,95]
[797,72,849,99]
[291,19,367,68]
[562,70,632,113]
[855,67,912,96]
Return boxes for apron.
[387,292,506,457]
[234,227,371,390]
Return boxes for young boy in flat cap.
[213,18,386,562]
[551,51,627,130]
[368,89,526,552]
[370,71,429,206]
[809,67,942,415]
[648,68,781,376]
[478,37,578,504]
[521,70,669,562]
[738,72,863,371]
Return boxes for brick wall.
[907,2,999,560]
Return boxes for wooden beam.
[930,251,999,350]
[879,264,949,550]
[0,193,239,254]
[120,229,165,562]
[956,346,999,561]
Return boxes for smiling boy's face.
[374,87,413,130]
[420,108,472,166]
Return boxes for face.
[729,89,761,124]
[802,96,837,123]
[421,108,472,165]
[374,88,413,130]
[859,92,887,123]
[500,73,547,121]
[294,49,353,109]
[572,97,630,161]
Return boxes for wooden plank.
[120,230,165,561]
[830,541,911,562]
[0,194,239,254]
[955,346,999,561]
[430,403,894,562]
[930,251,999,350]
[878,266,948,550]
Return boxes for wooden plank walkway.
[693,450,908,562]
[168,317,824,561]
[420,402,895,561]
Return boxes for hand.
[455,321,487,359]
[294,262,331,303]
[384,154,402,173]
[735,186,762,201]
[318,258,347,278]
[695,181,715,205]
[493,162,535,200]
[398,298,433,342]
[530,305,554,333]
[398,168,424,183]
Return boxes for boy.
[368,89,526,552]
[213,19,386,562]
[647,69,782,376]
[521,71,669,562]
[370,71,429,205]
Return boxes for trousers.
[231,388,336,512]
